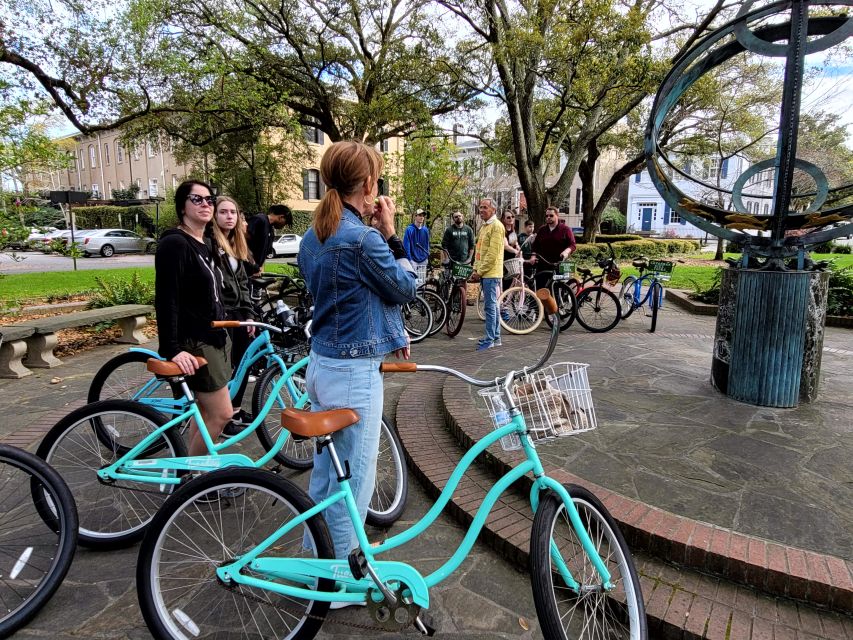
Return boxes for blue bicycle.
[618,258,676,333]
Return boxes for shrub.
[583,234,643,244]
[832,244,852,254]
[828,266,853,316]
[600,206,627,233]
[571,238,698,265]
[73,205,152,230]
[88,272,154,308]
[688,268,723,304]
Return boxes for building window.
[107,182,113,196]
[575,188,582,215]
[378,139,389,153]
[303,169,321,200]
[670,208,680,223]
[136,178,142,189]
[701,157,718,181]
[132,145,140,161]
[104,143,111,165]
[89,145,97,168]
[149,178,158,197]
[92,183,100,198]
[147,140,157,157]
[117,143,124,163]
[303,125,324,145]
[763,203,770,215]
[172,174,178,189]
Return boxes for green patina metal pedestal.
[711,268,830,407]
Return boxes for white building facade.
[627,155,774,237]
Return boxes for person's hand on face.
[372,195,397,239]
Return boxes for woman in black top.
[212,195,256,432]
[154,180,233,456]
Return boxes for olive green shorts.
[180,336,232,393]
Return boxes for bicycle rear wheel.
[498,286,544,335]
[618,276,639,320]
[575,287,621,333]
[36,400,186,549]
[0,445,77,637]
[550,281,577,331]
[445,284,467,338]
[530,485,647,640]
[402,295,433,343]
[477,287,485,320]
[137,468,335,640]
[252,361,314,470]
[420,288,448,336]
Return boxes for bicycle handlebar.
[211,320,286,335]
[380,289,561,387]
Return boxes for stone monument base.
[711,268,829,407]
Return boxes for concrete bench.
[0,304,153,378]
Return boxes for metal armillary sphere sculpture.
[646,0,853,267]
[644,0,853,407]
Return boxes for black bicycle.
[564,244,623,333]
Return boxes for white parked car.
[270,233,302,258]
[80,229,157,257]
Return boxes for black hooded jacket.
[154,228,227,359]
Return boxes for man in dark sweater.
[441,211,475,264]
[531,206,576,289]
[246,204,293,272]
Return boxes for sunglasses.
[187,194,215,206]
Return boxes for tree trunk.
[714,238,724,260]
[579,140,599,242]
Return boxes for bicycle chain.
[215,579,423,634]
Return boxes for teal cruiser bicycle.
[135,290,647,640]
[36,319,408,549]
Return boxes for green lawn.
[1,252,848,306]
[1,268,155,306]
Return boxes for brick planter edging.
[441,378,853,615]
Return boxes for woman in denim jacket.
[298,141,417,565]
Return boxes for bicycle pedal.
[414,614,436,636]
[348,549,368,580]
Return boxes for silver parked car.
[80,229,157,257]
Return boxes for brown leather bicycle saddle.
[281,407,360,438]
[147,358,209,378]
[249,277,276,290]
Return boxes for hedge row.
[572,238,700,263]
[73,205,152,230]
[578,234,643,244]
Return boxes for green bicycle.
[135,290,647,640]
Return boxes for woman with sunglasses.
[501,209,520,291]
[212,195,256,434]
[154,180,233,456]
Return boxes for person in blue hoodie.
[402,209,431,267]
[298,141,416,574]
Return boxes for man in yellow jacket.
[473,198,505,350]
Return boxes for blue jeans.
[481,277,501,345]
[305,352,384,559]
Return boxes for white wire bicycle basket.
[504,257,524,277]
[479,362,597,451]
[414,263,429,286]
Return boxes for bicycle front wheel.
[575,287,621,333]
[366,415,408,527]
[530,485,647,640]
[650,282,662,333]
[137,468,335,640]
[0,445,78,637]
[551,281,577,331]
[402,295,433,343]
[252,361,314,470]
[36,400,186,549]
[498,286,544,335]
[476,287,486,320]
[445,284,467,338]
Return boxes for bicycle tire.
[403,295,433,344]
[137,467,335,640]
[87,351,184,456]
[575,287,621,333]
[498,286,544,335]
[550,281,577,331]
[365,415,408,527]
[476,287,485,320]
[252,361,314,470]
[420,288,448,336]
[36,400,186,549]
[0,445,78,637]
[650,282,662,333]
[445,284,467,338]
[530,485,647,640]
[618,276,639,320]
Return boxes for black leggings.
[227,316,253,408]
